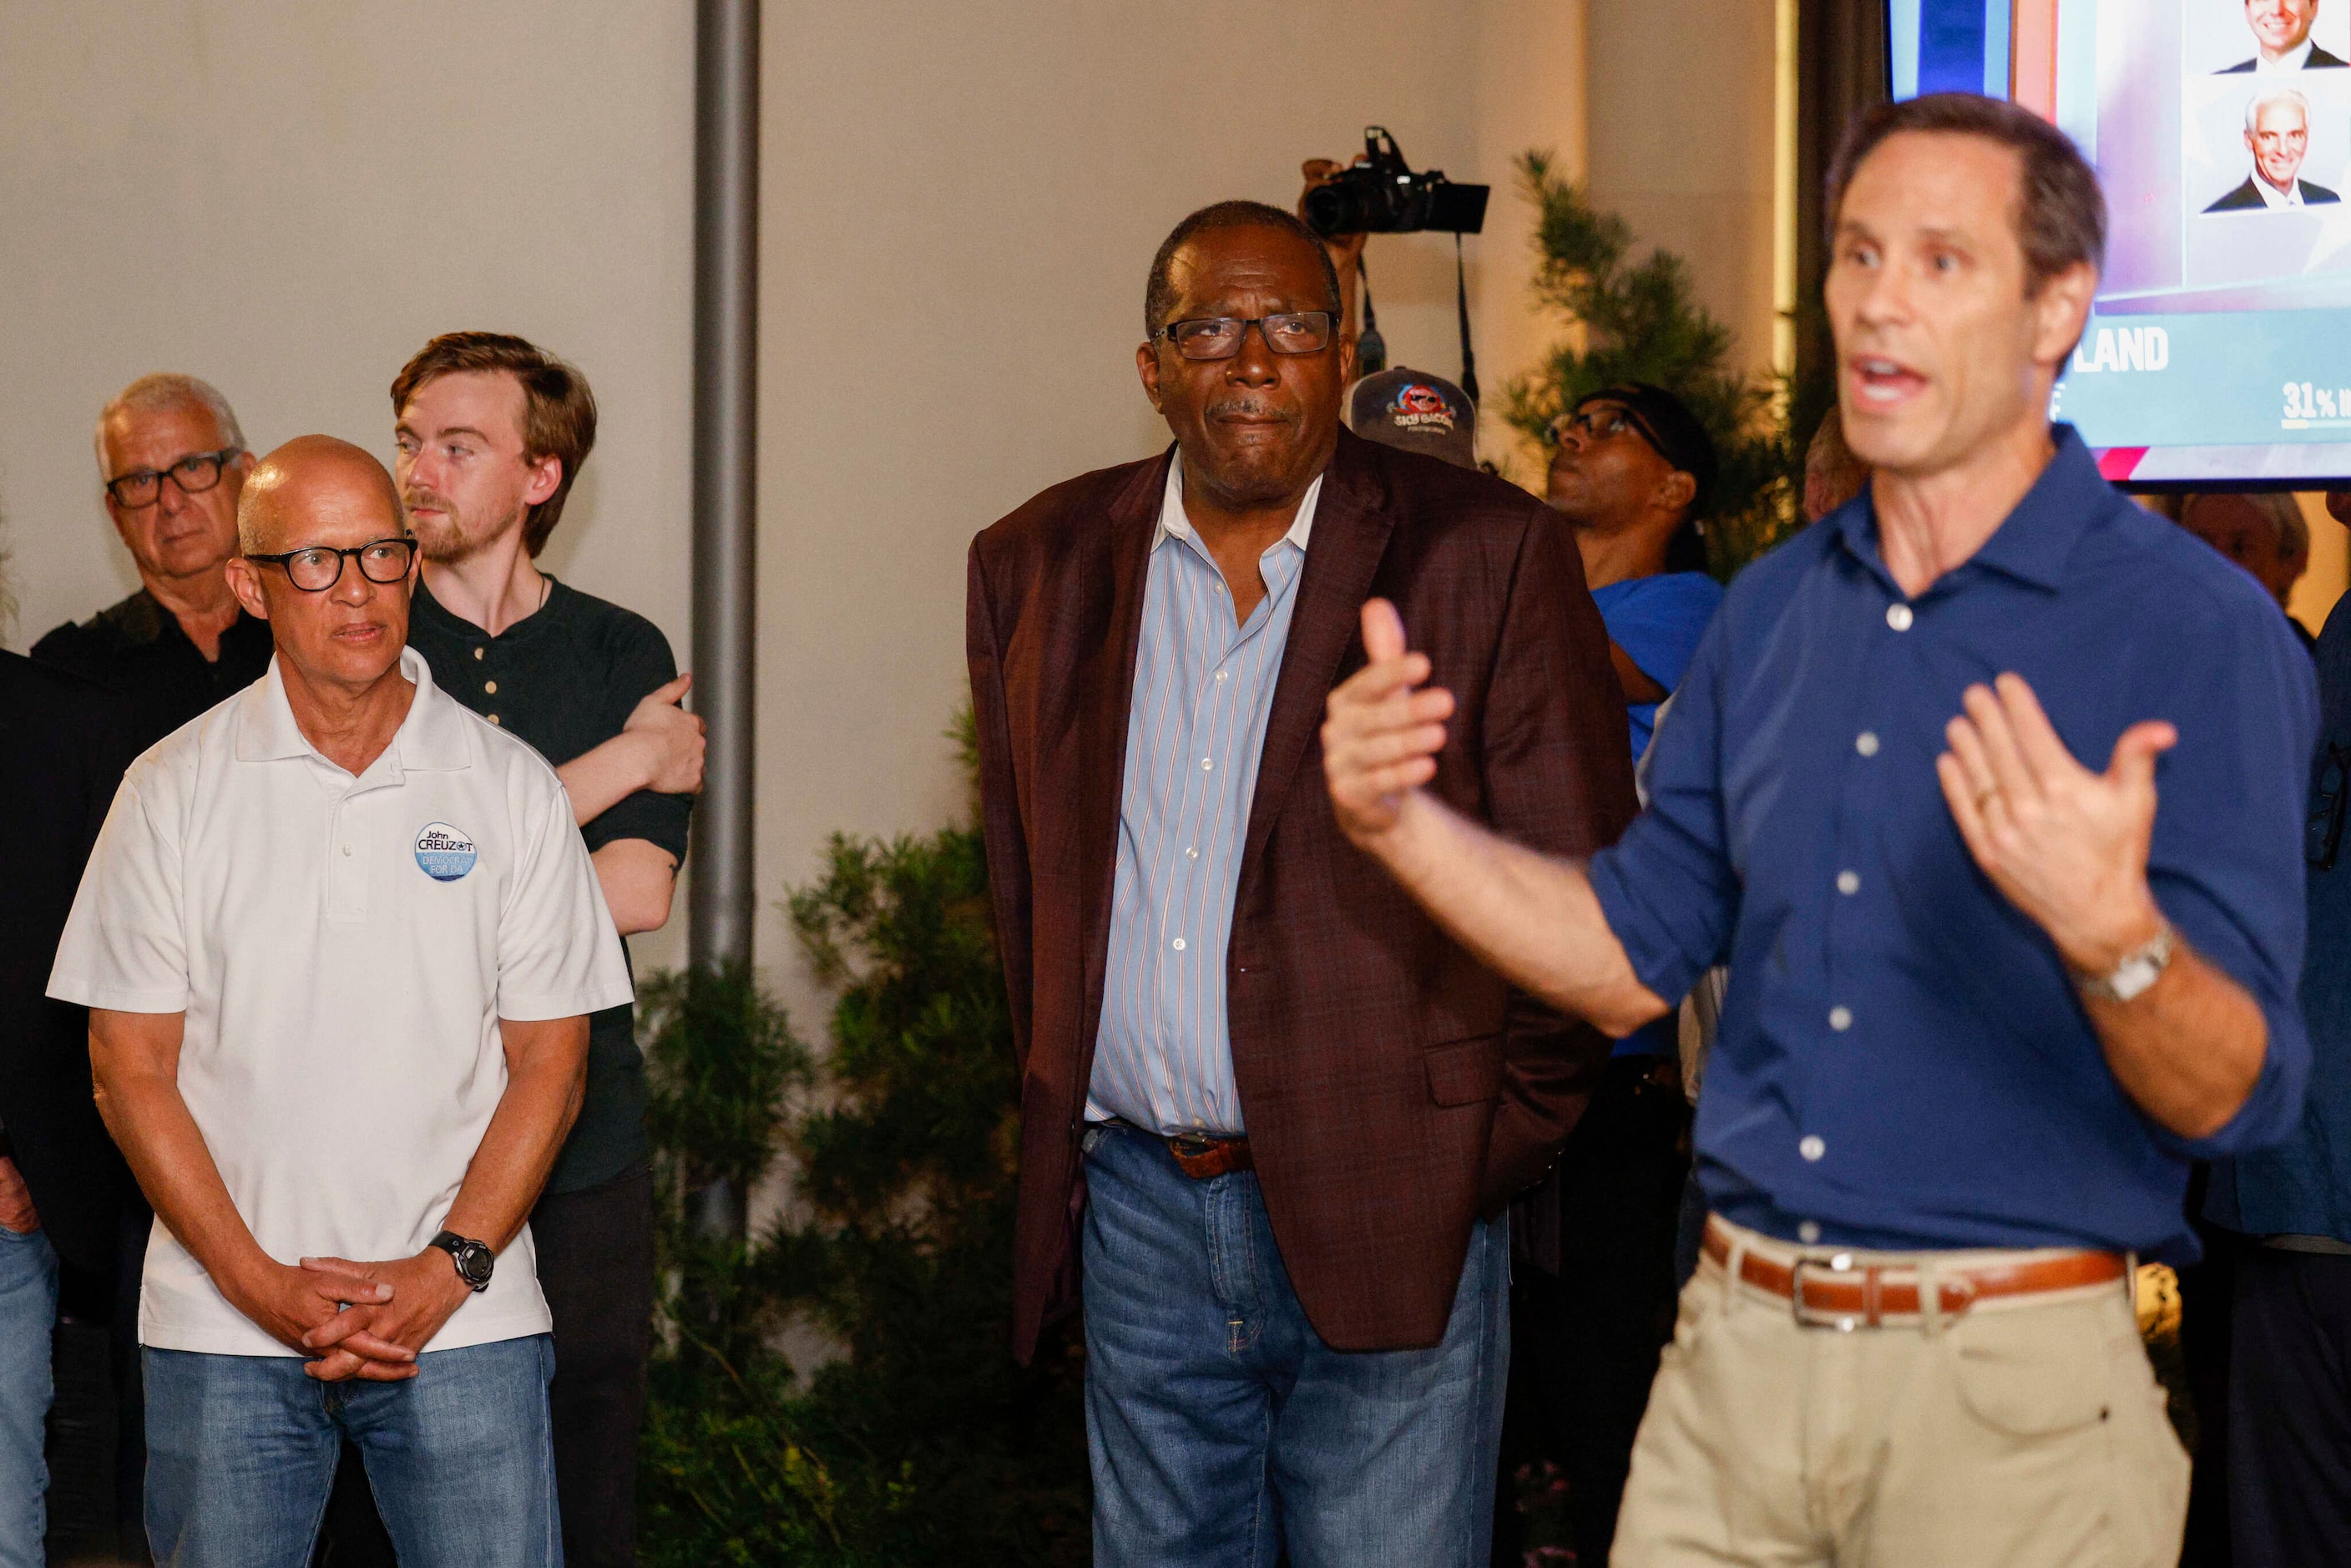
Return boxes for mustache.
[402,488,455,515]
[1204,397,1297,422]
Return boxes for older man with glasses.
[967,199,1635,1566]
[36,375,276,751]
[33,373,277,1559]
[49,436,628,1567]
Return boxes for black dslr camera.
[1302,127,1490,236]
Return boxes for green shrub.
[637,720,1089,1565]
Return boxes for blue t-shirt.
[1592,571,1726,765]
[1594,570,1724,1056]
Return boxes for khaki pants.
[1613,1219,2188,1567]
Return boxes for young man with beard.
[348,333,700,1568]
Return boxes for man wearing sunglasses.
[35,375,275,752]
[967,200,1635,1566]
[49,437,629,1566]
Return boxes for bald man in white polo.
[48,437,629,1568]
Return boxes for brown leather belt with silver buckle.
[1701,1217,2127,1329]
[1165,1130,1253,1181]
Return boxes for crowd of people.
[5,79,2349,1568]
[3,337,701,1566]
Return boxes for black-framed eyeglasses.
[1544,407,1639,448]
[245,536,418,594]
[104,446,244,508]
[1155,311,1337,361]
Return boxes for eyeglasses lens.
[1169,313,1332,361]
[282,539,414,592]
[108,451,228,508]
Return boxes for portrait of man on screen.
[2219,0,2349,72]
[2208,87,2343,208]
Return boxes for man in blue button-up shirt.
[1323,94,2313,1568]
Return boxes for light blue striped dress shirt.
[1086,458,1324,1136]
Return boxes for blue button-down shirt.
[1590,427,2314,1258]
[1089,458,1321,1136]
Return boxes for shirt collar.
[2259,38,2317,72]
[1153,453,1323,554]
[1833,423,2108,595]
[235,645,472,771]
[2258,172,2305,207]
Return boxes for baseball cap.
[1571,382,1718,517]
[1349,368,1477,470]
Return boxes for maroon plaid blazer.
[968,428,1639,1361]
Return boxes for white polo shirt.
[48,647,632,1357]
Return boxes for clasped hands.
[235,1248,476,1383]
[1322,599,2173,974]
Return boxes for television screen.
[1889,1,2351,484]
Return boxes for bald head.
[237,436,403,554]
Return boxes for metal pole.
[689,0,759,1245]
[690,0,759,974]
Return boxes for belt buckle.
[1790,1253,1869,1332]
[1168,1132,1216,1161]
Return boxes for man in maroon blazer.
[966,200,1636,1566]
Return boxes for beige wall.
[1583,0,1782,373]
[0,3,1605,999]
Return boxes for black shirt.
[33,589,275,753]
[0,652,135,1274]
[407,578,693,1194]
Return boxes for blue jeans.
[0,1225,58,1568]
[144,1333,559,1567]
[1081,1122,1509,1568]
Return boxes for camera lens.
[1303,182,1363,236]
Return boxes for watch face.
[459,1242,493,1285]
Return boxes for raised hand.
[1322,599,1456,844]
[1936,672,2175,975]
[624,673,707,796]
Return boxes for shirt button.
[1886,603,1914,632]
[473,647,485,660]
[1800,1135,1827,1162]
[1171,938,1187,952]
[1828,1005,1853,1031]
[1201,757,1213,771]
[1797,1221,1822,1244]
[1855,731,1879,757]
[1185,847,1199,859]
[341,845,352,857]
[484,680,498,695]
[488,714,501,726]
[1216,670,1230,683]
[1836,870,1860,895]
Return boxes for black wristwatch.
[428,1231,495,1292]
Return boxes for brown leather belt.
[1165,1130,1253,1181]
[1701,1217,2126,1329]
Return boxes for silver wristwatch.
[2077,923,2176,1004]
